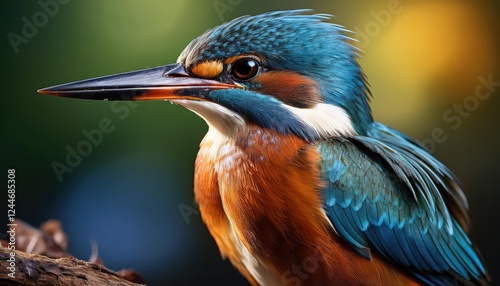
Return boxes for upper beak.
[38,63,238,101]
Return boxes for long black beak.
[38,63,238,101]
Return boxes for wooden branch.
[0,247,145,286]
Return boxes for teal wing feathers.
[319,123,488,285]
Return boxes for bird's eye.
[231,58,259,80]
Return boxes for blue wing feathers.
[367,226,394,260]
[330,205,371,258]
[410,222,440,271]
[394,226,418,266]
[319,123,488,285]
[387,228,412,266]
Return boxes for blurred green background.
[1,0,499,285]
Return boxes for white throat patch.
[284,103,357,138]
[170,100,245,136]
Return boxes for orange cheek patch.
[191,60,223,79]
[255,71,322,108]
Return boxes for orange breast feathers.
[193,125,419,285]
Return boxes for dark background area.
[1,0,499,285]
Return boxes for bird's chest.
[195,127,307,215]
[194,128,294,284]
[193,127,331,285]
[208,130,282,194]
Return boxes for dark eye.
[231,58,259,80]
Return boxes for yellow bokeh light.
[358,0,497,131]
[378,1,495,97]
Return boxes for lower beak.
[38,63,237,101]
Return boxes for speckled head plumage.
[178,10,373,136]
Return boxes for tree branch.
[0,247,144,286]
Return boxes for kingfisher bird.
[39,10,488,285]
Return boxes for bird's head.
[39,10,372,140]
